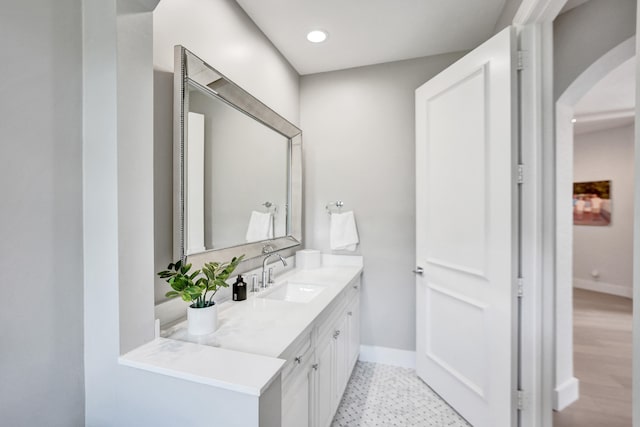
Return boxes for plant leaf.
[180,263,192,275]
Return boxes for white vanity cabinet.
[130,257,363,427]
[282,278,361,427]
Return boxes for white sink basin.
[260,282,327,303]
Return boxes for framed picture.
[573,180,611,226]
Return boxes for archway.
[554,36,635,413]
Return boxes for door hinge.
[517,164,524,184]
[517,389,526,411]
[517,278,524,298]
[516,50,526,71]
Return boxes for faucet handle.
[268,267,274,284]
[250,274,259,292]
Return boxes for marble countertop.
[120,254,363,396]
[119,337,286,396]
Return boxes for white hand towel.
[246,211,274,242]
[330,211,359,251]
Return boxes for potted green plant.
[158,255,244,335]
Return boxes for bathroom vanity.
[118,45,362,426]
[121,255,362,427]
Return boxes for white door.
[415,27,518,427]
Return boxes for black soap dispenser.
[233,275,247,301]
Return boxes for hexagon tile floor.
[331,361,470,427]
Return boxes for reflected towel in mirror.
[246,211,274,242]
[330,211,359,251]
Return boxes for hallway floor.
[332,361,469,427]
[553,288,632,427]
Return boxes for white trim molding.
[513,0,566,24]
[359,345,416,370]
[574,107,635,123]
[554,377,580,411]
[574,278,633,299]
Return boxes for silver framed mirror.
[174,46,302,270]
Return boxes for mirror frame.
[173,46,302,271]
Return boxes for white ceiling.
[573,56,636,134]
[234,0,635,133]
[235,0,507,75]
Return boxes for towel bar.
[325,200,344,214]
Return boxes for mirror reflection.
[174,46,302,267]
[185,82,289,254]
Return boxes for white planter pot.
[187,303,218,335]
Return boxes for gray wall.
[554,0,637,100]
[300,52,465,351]
[0,0,85,425]
[574,124,635,295]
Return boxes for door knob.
[413,267,424,275]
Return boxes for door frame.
[514,1,639,427]
[511,1,568,427]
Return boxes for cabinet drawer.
[347,278,361,300]
[317,278,360,340]
[281,333,312,385]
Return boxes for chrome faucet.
[262,252,287,288]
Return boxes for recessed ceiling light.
[571,118,577,123]
[307,30,328,43]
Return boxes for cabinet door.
[333,314,349,406]
[315,335,334,427]
[282,358,314,427]
[347,292,360,371]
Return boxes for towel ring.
[262,201,277,214]
[325,200,344,215]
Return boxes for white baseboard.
[359,345,416,369]
[554,377,579,411]
[573,278,633,299]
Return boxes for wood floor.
[553,288,632,427]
